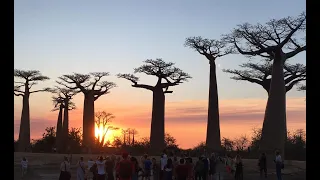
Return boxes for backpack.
[119,160,132,178]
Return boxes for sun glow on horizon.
[95,124,120,146]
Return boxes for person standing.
[258,153,267,178]
[274,151,284,180]
[96,156,106,180]
[208,153,217,180]
[234,155,243,180]
[175,158,189,180]
[106,156,115,180]
[77,157,86,180]
[116,152,134,180]
[59,156,71,180]
[160,152,168,180]
[21,157,28,178]
[164,158,173,180]
[194,157,204,180]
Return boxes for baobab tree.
[57,72,116,149]
[95,111,118,148]
[130,129,138,145]
[225,12,306,161]
[51,87,77,152]
[223,60,306,93]
[121,129,129,145]
[184,37,232,152]
[117,58,191,152]
[14,70,50,152]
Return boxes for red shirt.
[175,164,189,180]
[116,159,134,180]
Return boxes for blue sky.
[14,0,306,146]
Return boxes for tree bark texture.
[82,93,95,149]
[56,105,63,152]
[18,92,31,152]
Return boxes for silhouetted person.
[185,158,194,180]
[234,155,243,180]
[152,157,160,180]
[202,155,209,180]
[21,157,28,178]
[208,153,217,180]
[258,153,267,178]
[106,156,115,180]
[87,158,95,180]
[77,157,85,180]
[116,152,134,180]
[175,158,189,180]
[59,156,71,180]
[194,157,204,180]
[164,158,173,180]
[131,157,139,180]
[274,151,283,180]
[143,154,152,180]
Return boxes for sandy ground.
[14,152,306,180]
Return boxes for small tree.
[165,133,178,148]
[225,12,306,158]
[14,69,50,151]
[221,137,234,152]
[130,129,138,145]
[118,59,191,152]
[57,72,116,149]
[223,60,306,93]
[234,135,249,151]
[95,111,118,148]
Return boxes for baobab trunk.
[149,88,165,153]
[82,93,95,150]
[132,134,135,145]
[206,61,222,152]
[56,105,63,153]
[18,93,31,152]
[62,100,69,152]
[260,51,286,167]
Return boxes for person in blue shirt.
[143,154,152,180]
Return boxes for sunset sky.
[14,0,306,148]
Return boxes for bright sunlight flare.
[95,124,120,145]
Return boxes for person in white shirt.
[21,157,28,177]
[77,157,86,180]
[160,153,168,180]
[87,158,95,180]
[96,156,106,180]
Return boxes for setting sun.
[95,124,120,146]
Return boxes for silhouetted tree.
[121,129,129,145]
[234,135,249,151]
[14,69,50,152]
[95,111,118,147]
[298,84,306,91]
[130,129,138,145]
[51,87,77,153]
[185,37,232,151]
[225,12,306,160]
[223,60,306,93]
[221,137,234,152]
[117,59,191,152]
[165,133,178,149]
[57,72,116,149]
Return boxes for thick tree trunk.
[206,62,222,152]
[260,52,286,167]
[132,134,135,145]
[82,93,95,149]
[18,93,31,152]
[62,100,69,152]
[149,88,165,153]
[56,105,63,153]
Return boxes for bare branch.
[223,60,306,93]
[29,87,52,94]
[297,84,306,91]
[225,12,306,59]
[117,73,154,91]
[14,69,50,82]
[94,81,117,101]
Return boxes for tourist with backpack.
[116,152,134,180]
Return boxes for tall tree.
[57,72,116,149]
[95,111,118,147]
[51,87,77,152]
[121,129,128,145]
[225,12,306,161]
[14,70,50,152]
[223,60,306,93]
[118,59,191,152]
[184,37,232,152]
[130,129,138,145]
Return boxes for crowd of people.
[18,149,284,180]
[57,150,284,180]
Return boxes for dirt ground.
[14,152,306,180]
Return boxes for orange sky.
[14,97,305,149]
